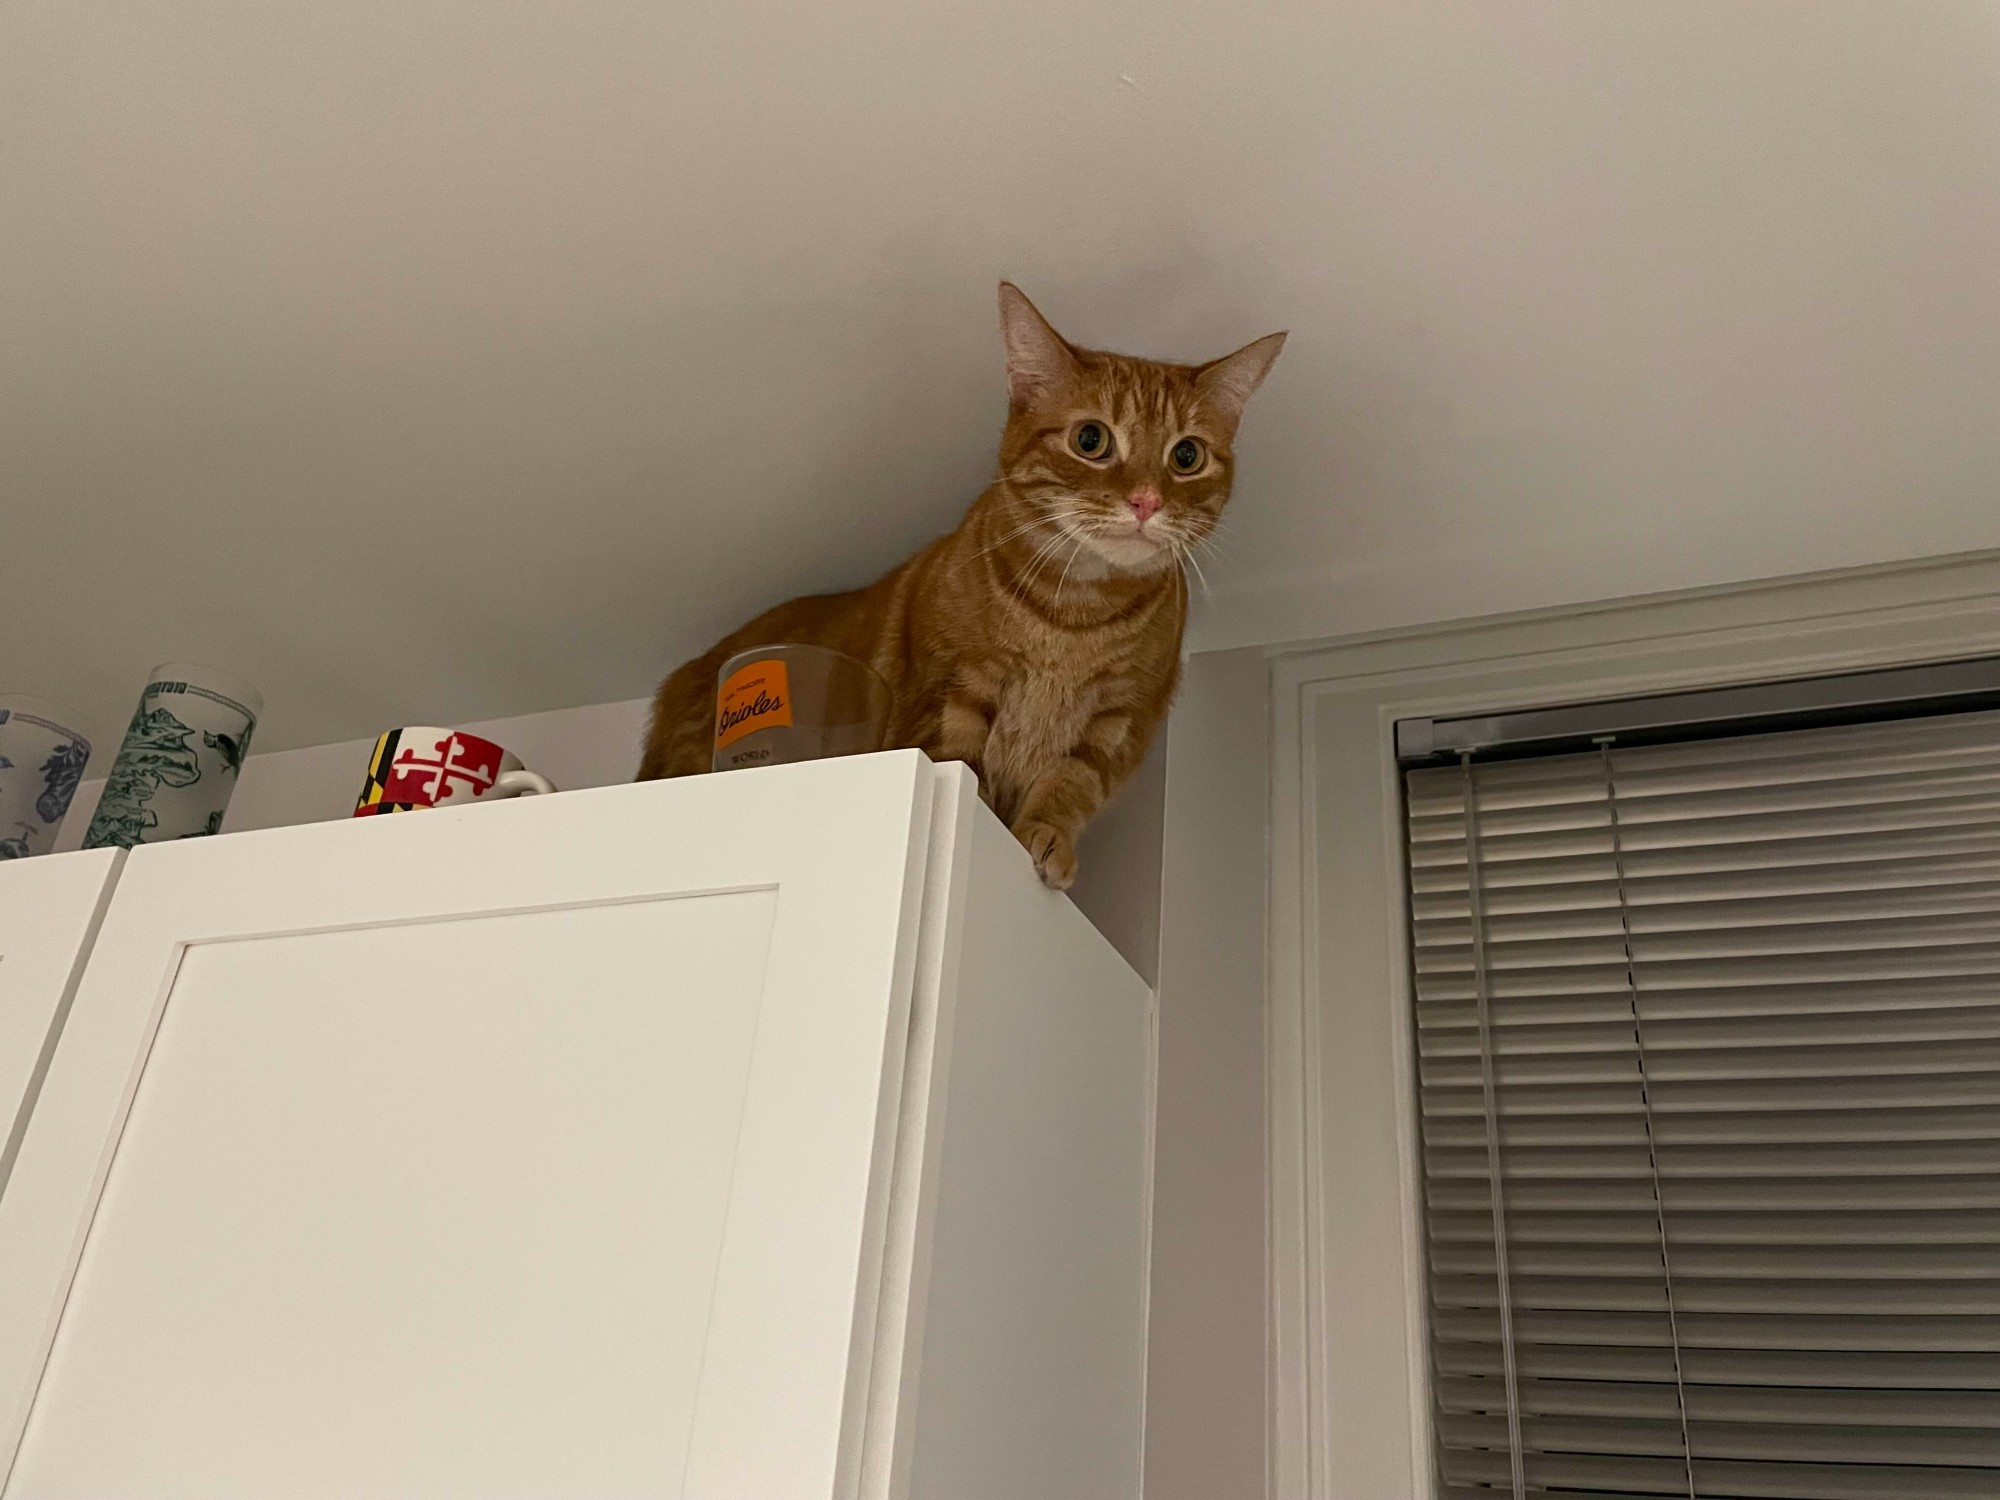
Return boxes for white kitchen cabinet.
[0,849,122,1200]
[0,752,1153,1500]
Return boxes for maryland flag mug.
[354,726,556,817]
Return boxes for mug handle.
[490,769,557,800]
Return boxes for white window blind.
[1404,708,2000,1500]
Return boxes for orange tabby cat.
[639,283,1284,889]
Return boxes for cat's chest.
[990,673,1097,757]
[978,667,1115,804]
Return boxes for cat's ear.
[1196,330,1287,429]
[998,282,1075,408]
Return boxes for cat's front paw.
[1014,820,1078,891]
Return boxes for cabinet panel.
[0,754,944,1499]
[903,811,1153,1500]
[12,893,773,1497]
[0,851,121,1199]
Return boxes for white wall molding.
[1262,548,2000,1498]
[1145,649,1273,1500]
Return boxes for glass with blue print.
[0,695,99,859]
[83,663,263,849]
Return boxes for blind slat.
[1422,1071,2000,1113]
[1426,1207,2000,1246]
[1416,1008,2000,1055]
[1417,979,2000,1025]
[1437,1411,2000,1466]
[1434,1342,2000,1388]
[1430,1306,2000,1352]
[1423,1114,2000,1152]
[1429,1273,2000,1317]
[1435,1375,2000,1427]
[1425,1176,2000,1213]
[1418,1038,2000,1085]
[1412,833,2000,892]
[1443,1448,2000,1499]
[1410,804,2000,864]
[1412,855,2000,910]
[1428,1240,2000,1280]
[1423,1140,2000,1177]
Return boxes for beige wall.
[14,5,2000,753]
[1069,737,1167,990]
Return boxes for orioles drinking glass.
[712,644,892,773]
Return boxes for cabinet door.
[0,754,945,1500]
[0,850,121,1195]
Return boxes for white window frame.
[1260,550,2000,1499]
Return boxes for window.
[1405,707,2000,1498]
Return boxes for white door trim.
[1262,549,2000,1498]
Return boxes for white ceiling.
[6,2,1999,753]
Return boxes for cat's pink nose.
[1128,489,1162,522]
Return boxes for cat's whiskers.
[1029,533,1090,601]
[1051,525,1103,614]
[1185,521,1231,563]
[963,512,1062,572]
[968,494,1096,588]
[1180,543,1215,596]
[1149,520,1213,598]
[1041,508,1119,606]
[955,495,1068,573]
[1160,513,1229,578]
[1016,515,1085,597]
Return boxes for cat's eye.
[1170,437,1208,475]
[1070,421,1115,462]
